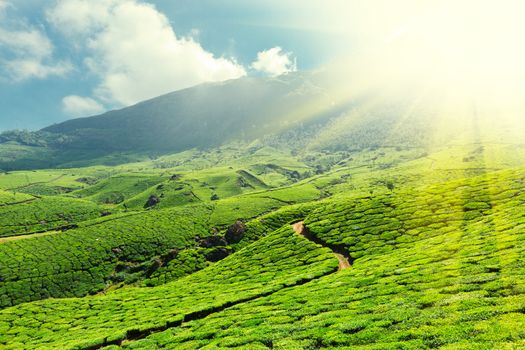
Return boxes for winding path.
[292,221,351,270]
[74,221,351,350]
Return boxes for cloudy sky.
[0,0,354,130]
[1,0,524,131]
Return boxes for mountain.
[0,72,341,169]
[0,70,455,170]
[43,73,336,151]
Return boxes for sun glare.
[326,1,519,95]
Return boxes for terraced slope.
[0,190,34,205]
[0,177,322,308]
[1,165,524,349]
[0,196,102,238]
[1,121,525,350]
[100,167,525,349]
[0,205,211,307]
[73,174,166,205]
[0,227,337,349]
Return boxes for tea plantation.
[0,196,102,237]
[102,168,525,349]
[1,140,525,349]
[0,227,338,349]
[0,167,323,308]
[0,190,33,205]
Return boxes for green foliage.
[143,249,209,287]
[2,115,525,350]
[231,201,319,250]
[73,174,165,204]
[122,181,198,209]
[103,168,525,350]
[0,227,337,349]
[0,162,328,309]
[0,196,101,237]
[0,204,212,307]
[0,190,33,205]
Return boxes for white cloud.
[0,0,8,12]
[0,28,52,58]
[46,0,120,36]
[3,58,71,81]
[0,3,71,81]
[62,95,105,117]
[47,0,246,106]
[251,47,297,77]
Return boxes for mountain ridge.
[1,72,348,169]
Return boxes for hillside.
[0,70,456,170]
[2,70,525,350]
[0,72,338,169]
[4,0,525,348]
[1,105,525,348]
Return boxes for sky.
[0,0,352,131]
[1,0,524,131]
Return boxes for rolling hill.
[1,71,525,349]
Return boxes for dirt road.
[292,221,350,271]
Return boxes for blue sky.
[4,1,521,132]
[0,0,350,131]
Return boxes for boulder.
[199,235,227,248]
[205,247,231,262]
[144,194,160,208]
[225,220,246,244]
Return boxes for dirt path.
[333,253,351,270]
[75,220,350,350]
[292,221,305,235]
[292,221,351,271]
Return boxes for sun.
[313,0,525,117]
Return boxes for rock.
[145,258,163,277]
[75,177,98,185]
[289,170,301,179]
[144,194,160,208]
[112,247,123,254]
[225,221,246,244]
[160,249,179,262]
[199,235,227,248]
[205,247,231,262]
